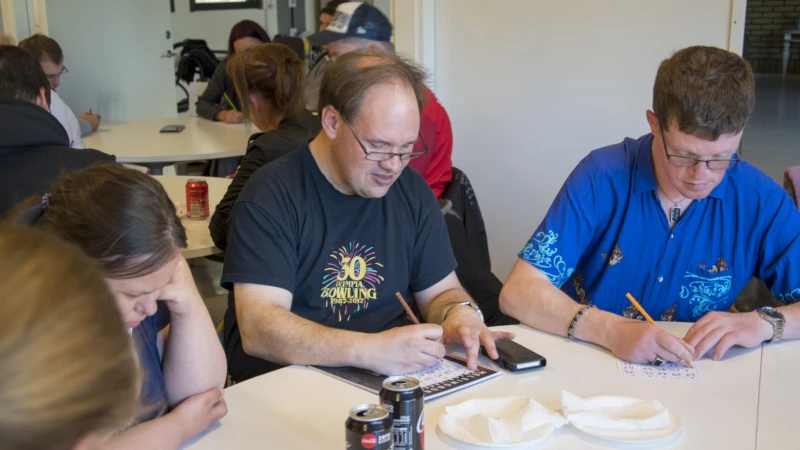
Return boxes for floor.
[193,76,799,326]
[743,75,800,184]
[191,257,227,327]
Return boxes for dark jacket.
[196,61,240,121]
[209,109,321,250]
[0,96,115,217]
[442,168,517,326]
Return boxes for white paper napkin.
[441,396,566,444]
[561,391,672,431]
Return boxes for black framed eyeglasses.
[46,66,68,81]
[342,117,429,162]
[660,132,741,170]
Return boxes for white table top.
[756,338,800,449]
[84,118,257,164]
[153,175,232,259]
[182,323,763,449]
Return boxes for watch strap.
[443,301,484,323]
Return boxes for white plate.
[438,414,555,448]
[569,396,682,444]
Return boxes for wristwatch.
[756,306,785,343]
[443,301,485,323]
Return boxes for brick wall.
[744,0,800,74]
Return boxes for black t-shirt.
[221,144,457,382]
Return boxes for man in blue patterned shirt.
[500,46,800,365]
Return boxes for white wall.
[433,0,743,280]
[46,0,178,121]
[170,1,276,52]
[13,0,31,39]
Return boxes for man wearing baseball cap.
[308,2,453,199]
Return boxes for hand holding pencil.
[625,293,694,367]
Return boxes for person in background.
[0,46,114,217]
[221,49,512,383]
[0,32,16,45]
[18,34,101,140]
[500,46,800,366]
[209,43,320,250]
[197,20,270,124]
[304,0,347,111]
[309,2,453,198]
[0,225,139,450]
[8,165,227,449]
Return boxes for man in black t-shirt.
[221,50,513,382]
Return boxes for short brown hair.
[0,225,138,450]
[227,42,305,122]
[0,45,51,105]
[7,165,187,279]
[318,49,427,122]
[653,46,755,140]
[18,33,63,64]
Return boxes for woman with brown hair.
[197,20,271,124]
[8,165,227,449]
[0,225,138,450]
[209,42,321,250]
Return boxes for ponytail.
[226,42,305,123]
[6,195,46,226]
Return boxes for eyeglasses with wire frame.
[661,132,741,170]
[342,117,429,161]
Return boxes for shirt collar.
[632,134,657,194]
[632,133,728,200]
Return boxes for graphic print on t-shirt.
[321,242,385,322]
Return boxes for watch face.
[761,307,781,319]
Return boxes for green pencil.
[223,92,238,112]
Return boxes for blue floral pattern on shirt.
[680,272,733,320]
[772,287,800,304]
[520,230,574,288]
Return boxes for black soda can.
[380,376,424,450]
[345,404,394,450]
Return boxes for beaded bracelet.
[567,305,592,340]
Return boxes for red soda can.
[185,178,209,220]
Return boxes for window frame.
[189,0,263,12]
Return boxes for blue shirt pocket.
[676,261,735,321]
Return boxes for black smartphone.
[159,124,185,133]
[482,339,546,372]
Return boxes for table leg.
[783,35,791,79]
[147,164,165,175]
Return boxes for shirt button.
[657,276,664,282]
[670,233,674,239]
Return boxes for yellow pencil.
[625,293,693,367]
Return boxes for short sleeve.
[410,182,457,293]
[221,199,298,292]
[755,190,800,304]
[518,158,598,288]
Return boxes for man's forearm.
[238,305,370,367]
[420,287,473,324]
[776,302,800,340]
[499,261,626,348]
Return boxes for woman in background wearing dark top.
[209,43,321,250]
[197,20,270,123]
[8,165,227,450]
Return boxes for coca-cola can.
[346,404,394,450]
[185,178,209,220]
[380,377,424,450]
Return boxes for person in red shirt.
[309,1,453,198]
